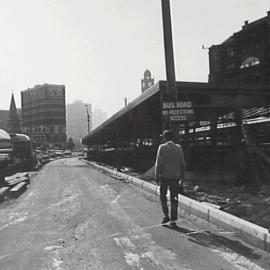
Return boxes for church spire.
[7,93,21,134]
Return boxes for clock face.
[147,81,153,87]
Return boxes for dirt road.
[0,158,269,269]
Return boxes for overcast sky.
[0,0,269,116]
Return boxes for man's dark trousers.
[160,178,179,221]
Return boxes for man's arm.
[179,146,185,179]
[155,145,163,184]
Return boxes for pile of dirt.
[181,172,270,230]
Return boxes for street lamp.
[85,104,90,134]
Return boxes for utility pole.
[123,97,128,107]
[85,104,90,134]
[161,0,177,101]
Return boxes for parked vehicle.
[0,129,12,184]
[10,133,36,170]
[64,149,72,156]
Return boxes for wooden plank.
[10,182,27,192]
[6,176,30,186]
[9,182,27,198]
[5,172,29,182]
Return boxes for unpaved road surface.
[0,158,269,270]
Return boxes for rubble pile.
[183,177,270,230]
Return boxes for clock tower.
[141,69,155,93]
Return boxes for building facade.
[208,11,270,86]
[21,84,66,148]
[66,100,92,147]
[141,69,155,93]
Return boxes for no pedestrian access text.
[162,101,194,122]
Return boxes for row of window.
[22,112,65,118]
[226,57,261,70]
[32,134,66,144]
[23,125,66,135]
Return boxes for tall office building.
[21,84,66,148]
[66,100,92,146]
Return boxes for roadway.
[0,157,269,270]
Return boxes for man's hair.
[163,130,173,141]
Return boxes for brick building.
[209,11,270,86]
[21,84,66,148]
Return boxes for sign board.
[162,101,194,122]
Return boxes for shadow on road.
[163,224,261,260]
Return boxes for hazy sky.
[0,0,269,116]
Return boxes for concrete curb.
[83,159,270,252]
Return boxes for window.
[227,62,235,70]
[240,56,260,69]
[227,48,235,58]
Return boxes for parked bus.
[10,133,36,170]
[0,129,12,184]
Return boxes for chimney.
[242,20,249,29]
[267,11,270,16]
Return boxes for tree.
[66,137,75,151]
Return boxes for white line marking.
[0,216,27,231]
[0,253,12,260]
[45,246,63,252]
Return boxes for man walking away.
[155,130,185,227]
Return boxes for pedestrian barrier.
[83,159,270,252]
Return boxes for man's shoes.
[170,221,177,228]
[161,216,170,224]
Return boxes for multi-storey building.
[66,100,92,146]
[208,11,270,86]
[21,84,66,148]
